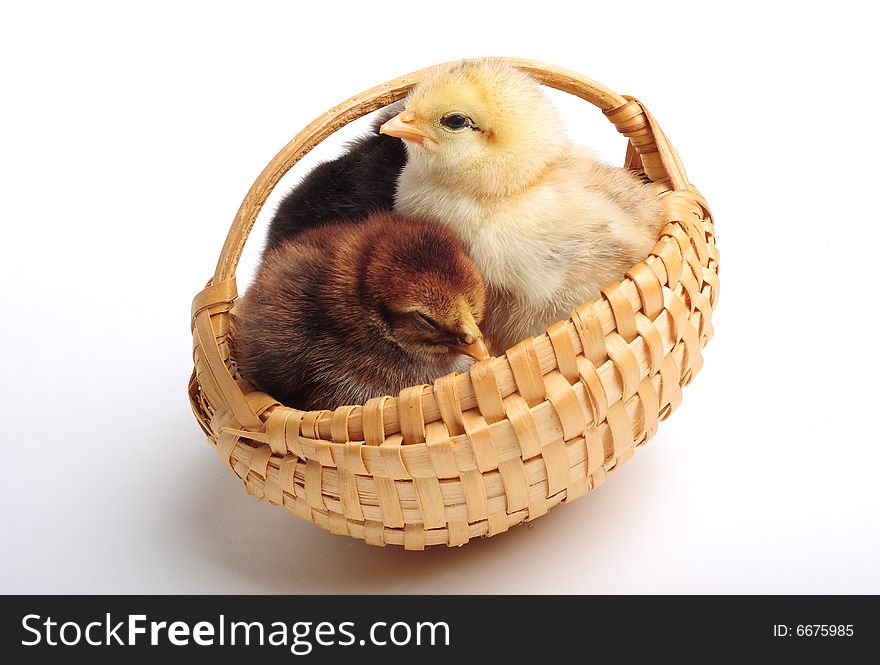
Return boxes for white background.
[2,1,878,594]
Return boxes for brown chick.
[234,211,489,411]
[380,59,665,353]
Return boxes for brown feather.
[235,212,486,410]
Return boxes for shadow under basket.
[189,57,719,550]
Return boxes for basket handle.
[212,57,687,283]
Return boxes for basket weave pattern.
[188,59,719,549]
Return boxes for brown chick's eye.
[410,312,440,332]
[440,114,472,131]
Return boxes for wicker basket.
[189,58,718,549]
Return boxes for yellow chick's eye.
[440,113,473,132]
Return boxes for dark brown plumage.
[235,211,488,410]
[263,104,408,254]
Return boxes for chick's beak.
[379,110,427,144]
[455,336,490,362]
[453,302,490,361]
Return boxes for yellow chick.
[380,59,665,353]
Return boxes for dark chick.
[236,211,489,411]
[263,104,408,254]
